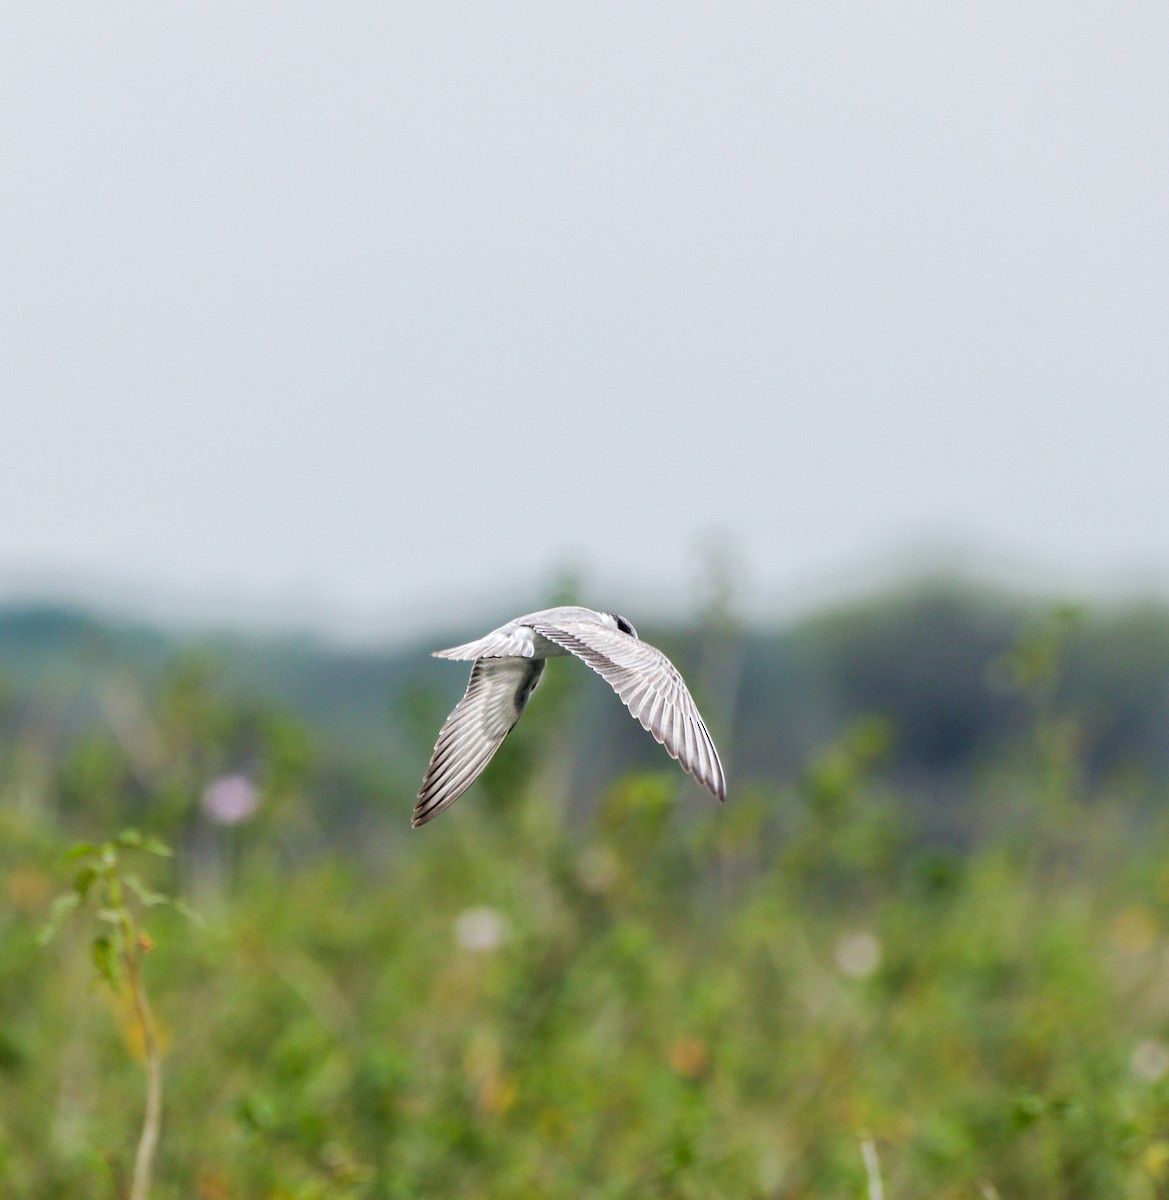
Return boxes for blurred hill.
[3,579,1168,839]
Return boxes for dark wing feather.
[414,657,545,827]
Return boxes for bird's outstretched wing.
[414,657,545,827]
[529,618,726,801]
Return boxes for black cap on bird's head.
[609,613,639,639]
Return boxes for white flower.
[455,907,509,953]
[835,932,881,979]
[1132,1039,1169,1083]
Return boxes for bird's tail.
[432,639,488,660]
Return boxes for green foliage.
[39,830,183,963]
[36,831,190,1200]
[9,580,1169,814]
[4,600,1169,1196]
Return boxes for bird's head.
[607,613,639,639]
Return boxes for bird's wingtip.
[710,769,728,804]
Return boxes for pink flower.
[201,774,259,825]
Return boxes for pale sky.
[3,4,1167,636]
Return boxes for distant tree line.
[2,579,1168,841]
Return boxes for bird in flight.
[414,606,727,827]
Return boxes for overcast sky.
[3,4,1167,636]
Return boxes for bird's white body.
[414,606,727,827]
[433,607,622,662]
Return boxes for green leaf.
[37,892,80,945]
[170,898,204,927]
[1011,1093,1045,1129]
[122,874,167,908]
[114,828,172,856]
[73,865,98,900]
[62,842,100,864]
[92,935,121,991]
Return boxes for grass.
[3,626,1169,1197]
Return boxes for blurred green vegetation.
[3,582,1169,1197]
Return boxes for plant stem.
[123,929,162,1200]
[860,1133,884,1200]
